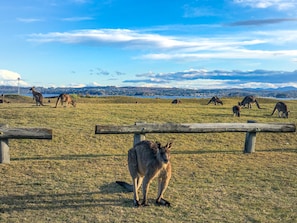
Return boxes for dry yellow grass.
[0,96,296,222]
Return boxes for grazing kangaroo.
[271,101,289,118]
[232,105,241,117]
[54,93,76,108]
[172,99,181,104]
[238,95,261,109]
[29,87,44,106]
[116,140,172,207]
[207,96,223,105]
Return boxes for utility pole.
[17,77,20,95]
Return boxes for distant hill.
[1,85,297,98]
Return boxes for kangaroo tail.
[271,106,276,116]
[116,181,133,192]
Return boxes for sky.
[1,0,297,89]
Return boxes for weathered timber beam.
[0,127,52,139]
[95,123,296,134]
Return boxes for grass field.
[0,95,296,222]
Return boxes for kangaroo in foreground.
[238,95,261,109]
[54,93,76,108]
[232,105,241,117]
[271,101,289,118]
[207,96,223,105]
[116,140,172,207]
[29,87,44,106]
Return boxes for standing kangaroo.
[271,101,289,118]
[116,140,172,207]
[29,87,44,106]
[232,105,241,117]
[54,93,76,108]
[238,95,261,109]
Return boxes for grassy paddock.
[0,96,296,222]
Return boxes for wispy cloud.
[71,0,90,4]
[183,4,215,18]
[61,17,93,22]
[233,0,297,10]
[17,18,43,23]
[27,28,297,62]
[124,69,297,89]
[28,29,195,49]
[228,18,297,26]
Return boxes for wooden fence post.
[244,120,257,153]
[134,133,146,145]
[133,122,146,145]
[0,139,10,164]
[0,124,9,163]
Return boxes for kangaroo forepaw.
[156,198,171,207]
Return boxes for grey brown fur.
[29,87,44,106]
[232,105,241,117]
[207,96,223,105]
[116,140,172,207]
[238,95,261,109]
[55,93,76,108]
[271,101,289,118]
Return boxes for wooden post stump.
[244,120,257,153]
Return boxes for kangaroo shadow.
[12,153,126,162]
[0,189,130,213]
[99,182,130,194]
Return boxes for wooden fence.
[95,121,296,153]
[0,124,52,164]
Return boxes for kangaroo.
[207,96,223,105]
[116,140,172,207]
[238,95,261,109]
[29,87,44,106]
[232,105,241,117]
[172,99,181,104]
[271,101,289,118]
[54,93,76,108]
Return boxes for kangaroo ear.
[165,142,173,149]
[155,141,161,148]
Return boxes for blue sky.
[1,0,297,89]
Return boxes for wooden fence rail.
[95,121,296,153]
[0,124,52,164]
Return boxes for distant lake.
[22,93,296,100]
[24,93,59,98]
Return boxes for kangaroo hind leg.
[156,165,171,207]
[128,148,141,207]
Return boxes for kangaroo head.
[157,142,172,164]
[283,111,289,118]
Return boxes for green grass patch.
[0,97,296,222]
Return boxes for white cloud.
[0,70,29,86]
[138,49,297,60]
[233,0,297,10]
[86,82,101,87]
[27,28,297,63]
[17,18,43,23]
[68,83,87,88]
[61,17,93,22]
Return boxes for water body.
[22,93,296,100]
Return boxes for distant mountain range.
[1,85,297,98]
